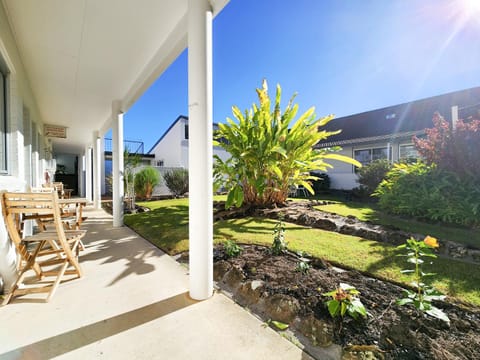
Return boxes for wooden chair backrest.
[1,191,75,260]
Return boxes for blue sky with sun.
[123,0,480,151]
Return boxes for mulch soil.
[214,244,480,360]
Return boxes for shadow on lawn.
[124,205,190,255]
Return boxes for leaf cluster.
[323,283,367,320]
[134,166,161,200]
[271,219,287,255]
[213,80,360,208]
[396,237,449,324]
[223,239,243,258]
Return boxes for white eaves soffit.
[2,0,228,154]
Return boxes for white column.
[85,146,92,202]
[93,132,102,209]
[451,105,458,131]
[112,102,124,227]
[100,136,106,195]
[188,0,213,300]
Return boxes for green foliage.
[163,169,189,197]
[295,259,310,274]
[223,239,242,258]
[134,166,160,200]
[356,159,392,195]
[213,80,360,208]
[271,218,287,255]
[396,236,449,324]
[323,283,367,320]
[266,319,289,330]
[375,162,480,226]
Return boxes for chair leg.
[45,261,69,302]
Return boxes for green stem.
[415,246,423,303]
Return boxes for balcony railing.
[104,138,145,155]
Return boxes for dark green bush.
[163,169,189,197]
[356,159,392,195]
[310,172,330,193]
[375,162,480,227]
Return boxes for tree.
[413,112,480,181]
[124,150,140,210]
[134,166,160,200]
[213,80,360,208]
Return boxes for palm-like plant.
[214,80,360,208]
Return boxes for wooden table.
[58,197,88,230]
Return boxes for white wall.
[0,3,52,292]
[0,4,48,191]
[149,117,186,167]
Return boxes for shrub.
[413,112,480,181]
[134,166,160,200]
[356,159,392,195]
[213,80,360,208]
[310,172,330,193]
[271,218,287,255]
[375,162,480,227]
[163,169,189,197]
[223,239,242,258]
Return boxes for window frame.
[353,145,392,173]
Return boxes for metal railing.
[104,138,145,155]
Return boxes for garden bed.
[212,244,480,360]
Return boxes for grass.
[314,200,480,248]
[126,198,480,306]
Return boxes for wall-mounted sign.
[44,124,67,138]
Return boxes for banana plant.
[214,80,360,208]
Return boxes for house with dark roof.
[316,87,480,190]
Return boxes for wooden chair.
[1,191,86,304]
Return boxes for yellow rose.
[424,236,439,248]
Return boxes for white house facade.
[148,115,230,169]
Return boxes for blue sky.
[123,0,480,151]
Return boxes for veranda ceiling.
[2,0,227,154]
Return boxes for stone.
[222,266,245,291]
[295,314,334,347]
[263,294,300,324]
[213,260,232,282]
[234,280,265,306]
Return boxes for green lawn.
[126,198,480,306]
[314,200,480,248]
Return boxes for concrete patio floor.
[0,207,313,360]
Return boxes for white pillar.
[100,136,106,195]
[112,102,124,227]
[93,132,102,209]
[451,105,458,131]
[85,146,92,202]
[188,0,213,300]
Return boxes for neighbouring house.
[316,87,480,190]
[148,115,230,169]
[147,115,230,196]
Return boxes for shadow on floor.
[1,292,196,359]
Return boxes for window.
[385,113,396,120]
[0,70,7,172]
[354,146,391,170]
[399,144,419,161]
[184,124,189,140]
[156,160,164,167]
